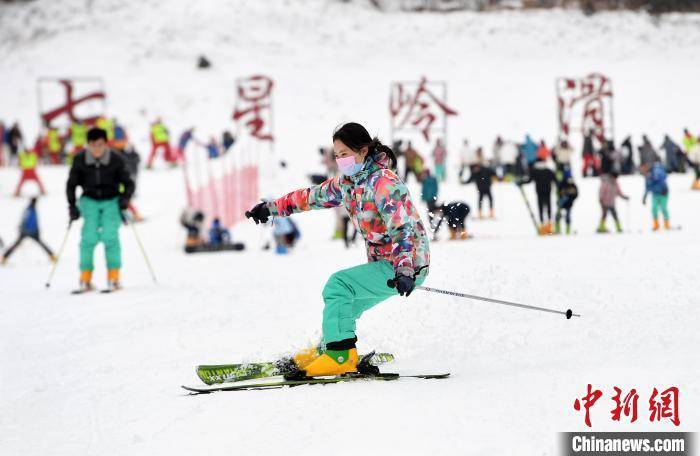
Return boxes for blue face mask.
[336,155,364,176]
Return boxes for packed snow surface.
[1,1,699,455]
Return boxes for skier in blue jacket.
[1,197,55,264]
[521,135,538,166]
[641,161,671,231]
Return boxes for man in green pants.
[66,128,134,292]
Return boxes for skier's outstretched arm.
[267,177,343,217]
[374,172,416,277]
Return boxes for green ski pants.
[321,260,427,344]
[78,196,122,271]
[651,194,669,221]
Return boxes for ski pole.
[415,285,580,319]
[516,183,541,235]
[45,221,73,289]
[125,215,157,284]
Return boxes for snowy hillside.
[1,1,699,455]
[1,0,700,160]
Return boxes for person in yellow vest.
[46,127,63,164]
[682,129,700,190]
[70,121,88,156]
[14,147,46,196]
[96,116,115,143]
[147,118,172,168]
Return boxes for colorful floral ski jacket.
[267,152,430,276]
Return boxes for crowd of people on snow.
[0,116,243,273]
[1,112,697,275]
[310,127,697,243]
[0,117,238,173]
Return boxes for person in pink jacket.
[245,123,430,378]
[597,172,629,233]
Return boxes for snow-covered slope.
[1,166,699,456]
[1,1,699,455]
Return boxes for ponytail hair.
[367,137,397,170]
[332,122,397,170]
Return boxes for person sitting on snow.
[180,208,205,248]
[208,218,231,246]
[432,201,471,241]
[272,217,300,254]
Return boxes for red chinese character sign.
[233,75,274,143]
[557,73,614,144]
[37,78,107,128]
[390,76,458,147]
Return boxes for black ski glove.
[245,202,271,224]
[119,197,129,211]
[387,272,416,297]
[69,205,81,221]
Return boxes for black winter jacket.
[66,150,135,206]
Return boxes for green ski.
[182,372,450,394]
[196,352,395,385]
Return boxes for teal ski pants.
[651,194,669,221]
[321,260,427,344]
[78,196,122,271]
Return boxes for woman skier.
[597,172,629,233]
[245,123,430,377]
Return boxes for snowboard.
[184,243,245,254]
[183,372,450,394]
[196,352,395,385]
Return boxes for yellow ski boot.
[302,348,358,377]
[292,345,321,370]
[652,219,660,231]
